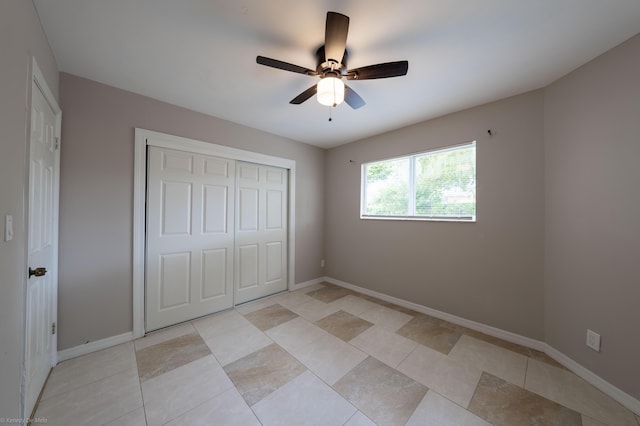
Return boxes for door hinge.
[51,322,56,335]
[54,137,60,150]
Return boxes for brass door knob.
[28,267,47,278]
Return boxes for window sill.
[360,215,476,223]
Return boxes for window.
[361,141,476,221]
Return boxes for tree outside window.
[362,142,476,221]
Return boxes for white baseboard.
[57,332,134,363]
[543,344,640,416]
[54,277,639,416]
[324,277,546,351]
[325,276,640,416]
[291,277,327,291]
[57,278,321,363]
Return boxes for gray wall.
[57,73,325,350]
[325,32,640,401]
[544,33,640,399]
[325,91,546,340]
[5,3,637,407]
[0,1,59,417]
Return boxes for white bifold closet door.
[234,162,288,304]
[146,147,236,331]
[146,148,288,331]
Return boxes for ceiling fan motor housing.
[316,46,347,78]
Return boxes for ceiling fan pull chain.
[328,106,333,122]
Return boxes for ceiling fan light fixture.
[317,76,344,107]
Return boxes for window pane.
[361,142,476,221]
[415,145,476,217]
[364,158,410,215]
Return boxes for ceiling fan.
[256,11,409,109]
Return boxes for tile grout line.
[167,387,255,425]
[133,349,148,426]
[341,411,359,426]
[285,291,453,410]
[43,343,137,404]
[245,382,265,426]
[133,290,636,425]
[139,358,237,425]
[254,298,426,424]
[238,307,365,420]
[191,317,266,425]
[239,292,534,408]
[136,325,239,425]
[223,310,313,413]
[37,287,608,424]
[338,300,489,419]
[389,338,417,370]
[243,355,360,424]
[521,357,600,422]
[341,409,375,426]
[105,406,145,426]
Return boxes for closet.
[145,146,288,331]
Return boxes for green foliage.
[366,162,394,182]
[415,148,475,217]
[365,159,409,215]
[364,145,476,218]
[366,181,408,215]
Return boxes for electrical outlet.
[320,259,325,268]
[586,329,601,352]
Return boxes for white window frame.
[360,141,476,222]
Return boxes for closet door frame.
[132,128,296,338]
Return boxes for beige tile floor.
[35,282,639,426]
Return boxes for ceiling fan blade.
[257,56,317,76]
[346,61,409,80]
[290,84,318,104]
[324,12,349,64]
[344,85,365,109]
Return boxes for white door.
[24,71,60,416]
[146,147,235,331]
[235,162,288,304]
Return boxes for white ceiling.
[34,0,640,148]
